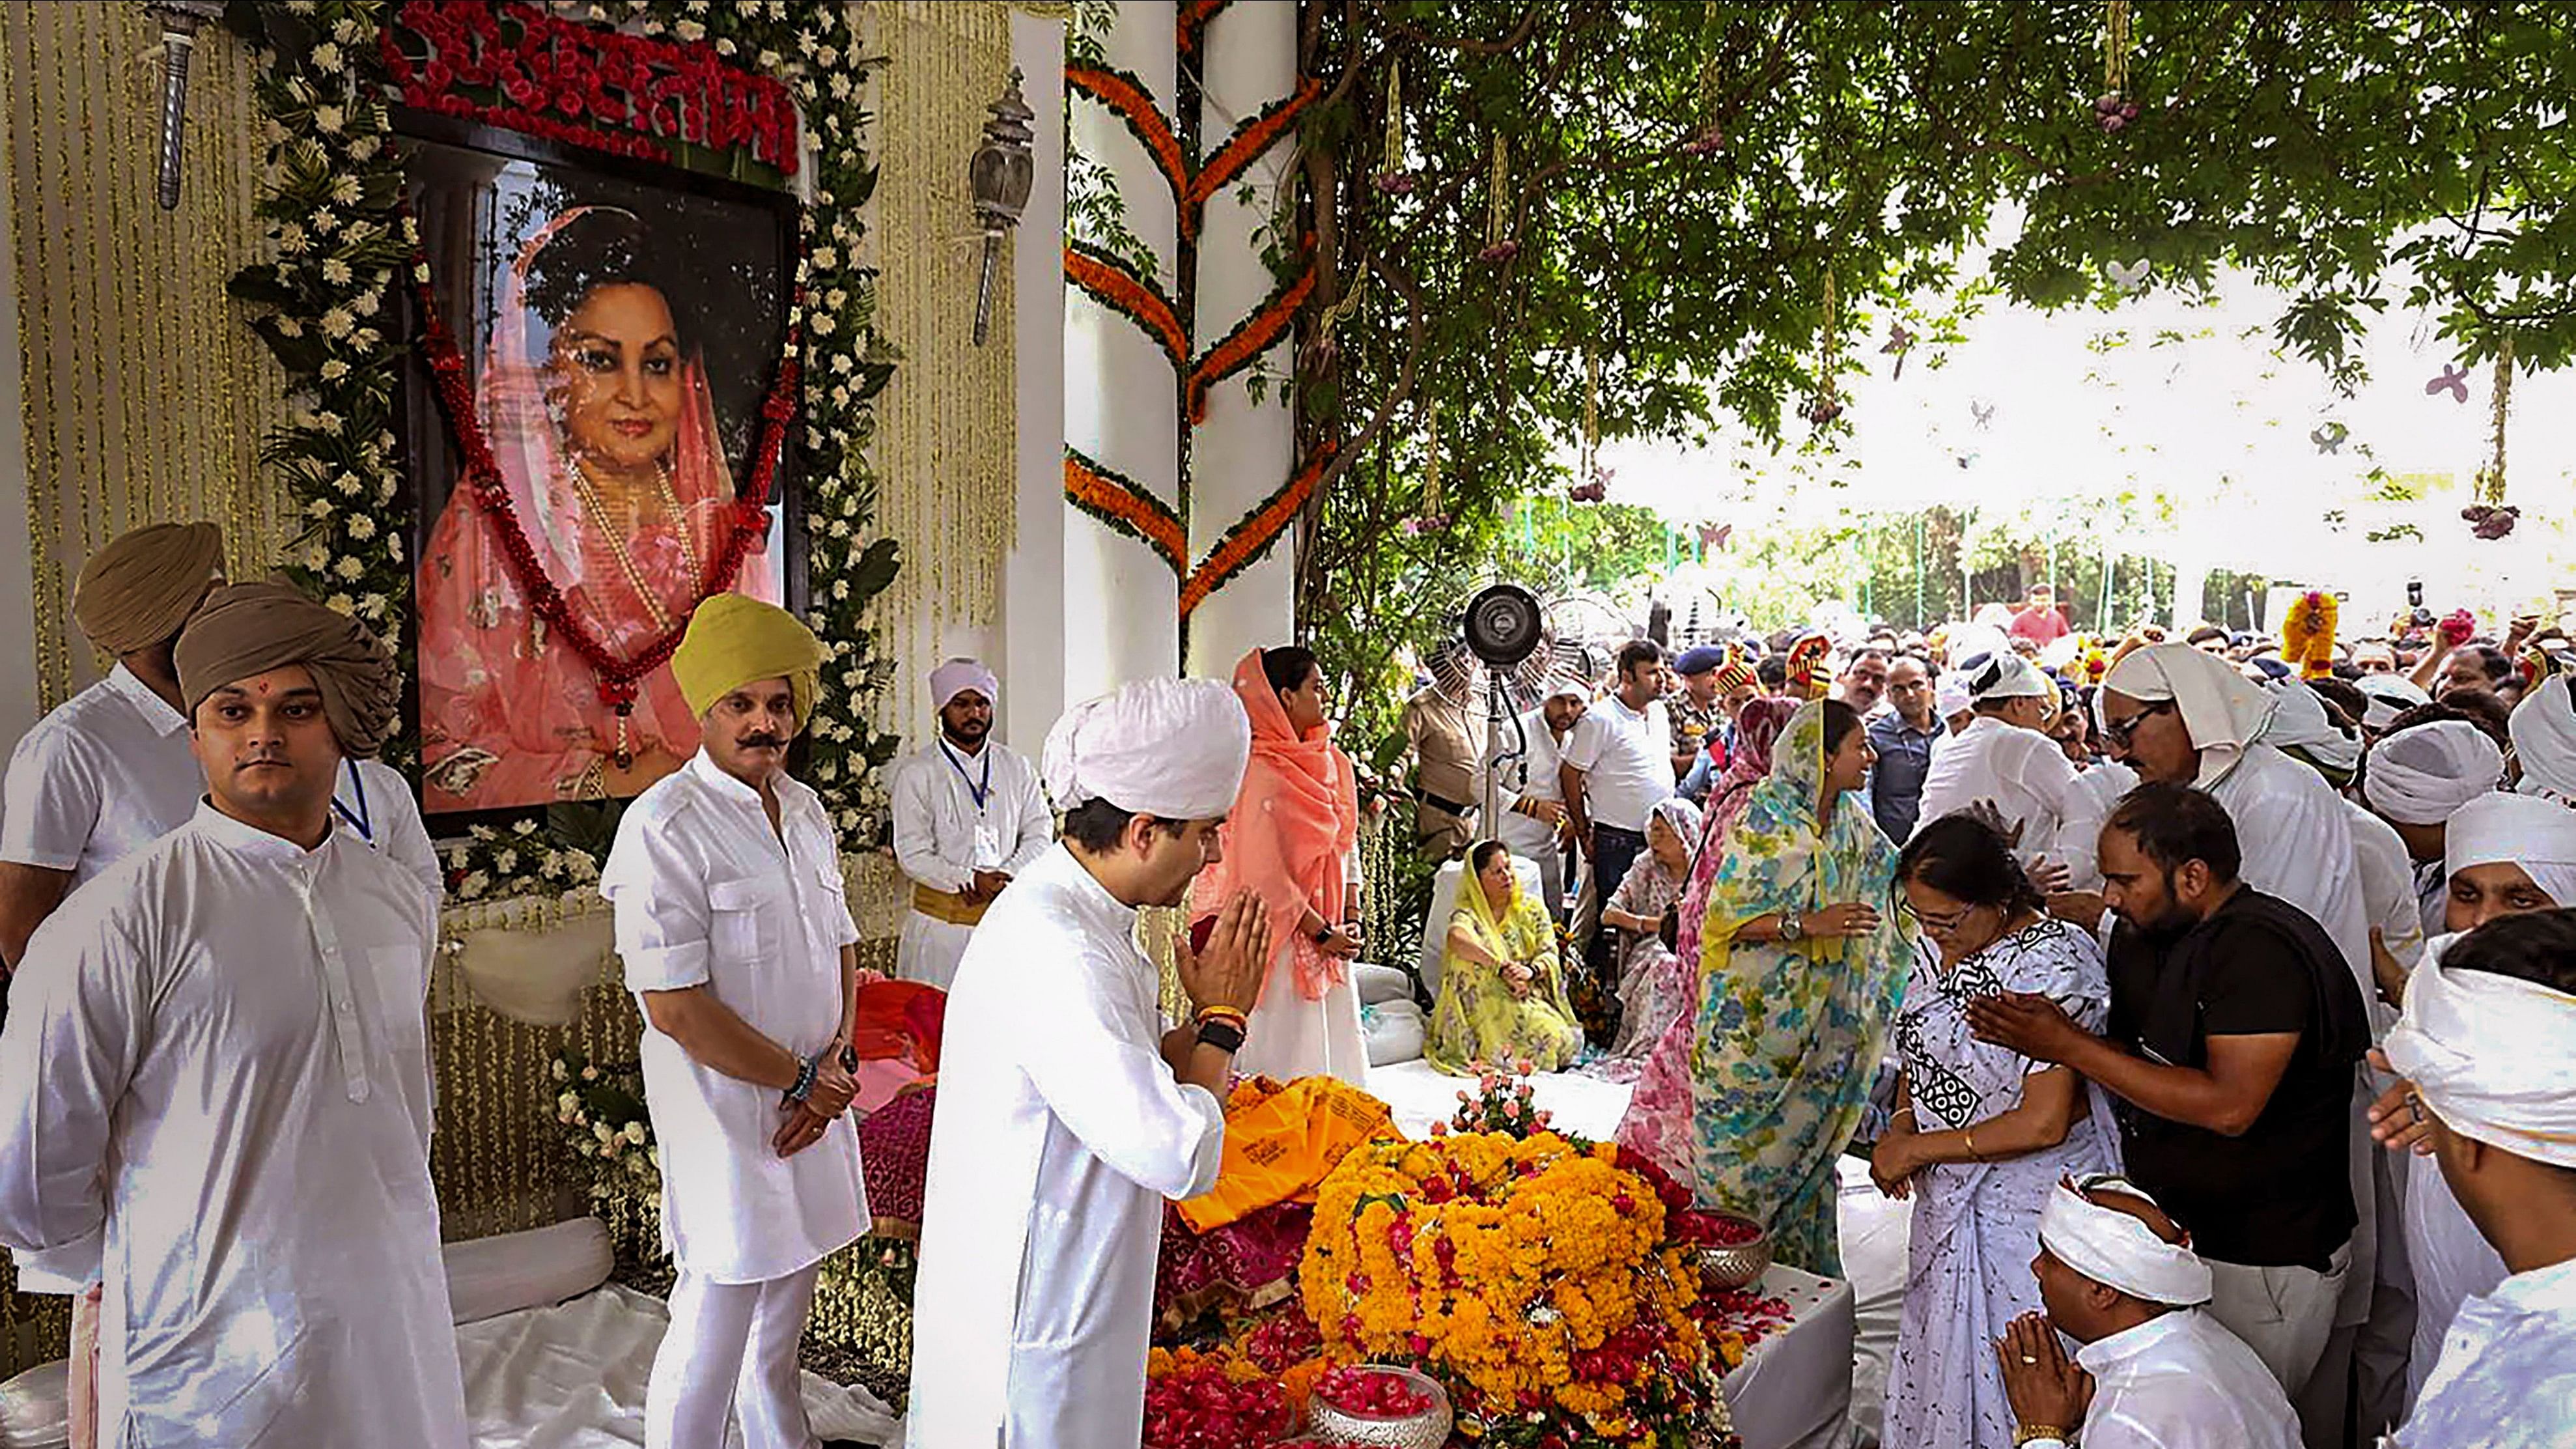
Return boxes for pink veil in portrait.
[419,204,776,812]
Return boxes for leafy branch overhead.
[1288,0,2576,727]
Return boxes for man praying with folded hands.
[601,595,877,1449]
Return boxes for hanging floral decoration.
[228,0,903,901]
[2094,0,2140,133]
[1475,133,1519,265]
[2464,337,2518,539]
[1373,59,1414,194]
[1803,270,1845,426]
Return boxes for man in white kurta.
[0,582,467,1448]
[1491,680,1586,915]
[891,658,1052,989]
[2385,794,2576,1407]
[600,595,871,1449]
[1912,651,2079,862]
[907,677,1268,1449]
[2003,1175,2300,1449]
[2380,910,2576,1448]
[1,521,227,974]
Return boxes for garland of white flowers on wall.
[227,0,902,903]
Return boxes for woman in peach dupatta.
[1192,646,1367,1084]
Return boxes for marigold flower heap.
[1300,1129,1714,1439]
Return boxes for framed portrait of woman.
[398,111,806,821]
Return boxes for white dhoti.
[896,909,977,991]
[1233,948,1367,1085]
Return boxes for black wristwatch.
[1311,922,1335,944]
[1196,1017,1247,1054]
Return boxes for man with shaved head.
[1998,1174,2299,1448]
[0,583,466,1447]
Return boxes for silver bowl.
[1306,1365,1452,1449]
[1698,1213,1773,1291]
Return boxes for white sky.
[1586,236,2576,624]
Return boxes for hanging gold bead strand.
[1583,348,1600,482]
[2486,336,2512,505]
[1485,132,1511,252]
[1806,268,1844,426]
[1382,57,1403,178]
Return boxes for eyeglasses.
[1903,898,1984,936]
[2103,698,2175,748]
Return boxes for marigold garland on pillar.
[225,0,903,901]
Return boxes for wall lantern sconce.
[967,67,1035,347]
[145,1,224,210]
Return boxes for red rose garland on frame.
[406,250,803,712]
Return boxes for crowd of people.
[1403,578,2576,1448]
[0,520,2569,1449]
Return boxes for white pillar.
[1179,0,1298,680]
[1003,8,1068,746]
[1063,0,1181,698]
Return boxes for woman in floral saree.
[1613,699,1907,1273]
[1425,841,1584,1075]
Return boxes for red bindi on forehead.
[253,679,272,694]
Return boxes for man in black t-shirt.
[1969,781,2368,1405]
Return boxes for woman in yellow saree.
[1424,841,1585,1075]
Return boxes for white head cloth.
[1042,676,1251,820]
[2037,1174,2214,1306]
[1544,676,1589,705]
[2362,720,2504,826]
[1948,624,2011,675]
[2261,679,2362,776]
[2103,643,2278,789]
[1967,650,2052,704]
[2385,942,2576,1169]
[2511,675,2576,805]
[2443,791,2576,907]
[2356,672,2431,731]
[1935,671,1972,719]
[929,656,1000,712]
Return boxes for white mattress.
[459,1282,903,1447]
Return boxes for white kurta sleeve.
[1003,760,1054,874]
[1014,951,1225,1198]
[889,757,973,893]
[601,814,714,992]
[0,727,100,871]
[0,903,151,1288]
[365,761,445,906]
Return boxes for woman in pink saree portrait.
[419,204,777,812]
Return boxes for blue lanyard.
[331,759,375,842]
[940,740,992,813]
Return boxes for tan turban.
[72,521,225,656]
[669,593,826,721]
[175,582,400,757]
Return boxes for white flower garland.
[232,0,903,902]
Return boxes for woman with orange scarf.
[1192,647,1367,1085]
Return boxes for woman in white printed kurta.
[1878,819,2121,1448]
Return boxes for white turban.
[1967,650,2052,703]
[2261,680,2362,780]
[2362,721,2504,826]
[2103,643,2278,789]
[1543,677,1588,705]
[930,657,1000,712]
[2443,791,2576,907]
[1935,671,1972,720]
[1043,677,1250,821]
[2356,673,2430,732]
[2512,675,2576,805]
[2385,943,2576,1169]
[2037,1174,2213,1306]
